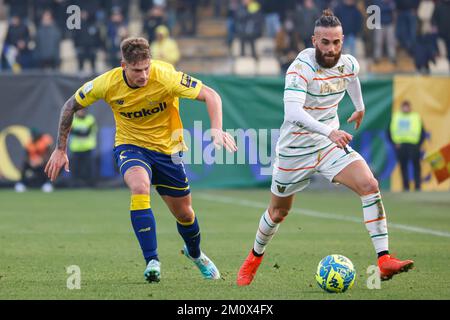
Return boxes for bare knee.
[269,194,294,223]
[124,167,150,195]
[130,181,150,195]
[359,177,379,195]
[269,206,290,223]
[175,205,195,223]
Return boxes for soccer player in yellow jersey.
[45,37,237,283]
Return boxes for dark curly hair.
[314,9,342,28]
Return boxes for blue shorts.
[113,144,190,197]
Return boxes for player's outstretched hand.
[44,149,70,182]
[347,110,365,130]
[211,129,238,153]
[328,129,353,149]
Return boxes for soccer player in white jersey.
[237,10,414,286]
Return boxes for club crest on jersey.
[338,65,345,73]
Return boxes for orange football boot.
[236,250,264,286]
[378,254,414,281]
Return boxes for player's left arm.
[346,58,365,130]
[196,85,237,152]
[170,69,237,152]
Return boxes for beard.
[315,47,341,68]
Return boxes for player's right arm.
[44,96,84,181]
[283,62,352,149]
[45,72,108,181]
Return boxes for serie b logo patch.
[83,81,93,94]
[180,73,198,88]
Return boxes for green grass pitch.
[0,188,449,299]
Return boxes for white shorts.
[271,144,365,197]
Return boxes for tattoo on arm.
[56,95,83,151]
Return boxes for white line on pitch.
[196,193,450,238]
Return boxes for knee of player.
[360,177,379,195]
[270,207,290,223]
[130,181,150,195]
[176,207,195,224]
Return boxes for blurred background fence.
[0,73,448,191]
[0,0,449,191]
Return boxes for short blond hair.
[120,37,151,64]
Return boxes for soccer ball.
[315,254,356,293]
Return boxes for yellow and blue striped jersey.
[74,60,202,154]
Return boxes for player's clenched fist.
[44,149,70,182]
[328,129,353,149]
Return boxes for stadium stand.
[0,0,448,75]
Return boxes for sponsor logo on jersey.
[338,65,345,73]
[119,102,168,119]
[116,99,124,105]
[277,185,286,193]
[320,79,346,94]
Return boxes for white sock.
[361,192,389,254]
[253,210,280,255]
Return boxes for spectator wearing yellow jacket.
[69,108,97,188]
[150,25,180,67]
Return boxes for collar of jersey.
[122,70,140,90]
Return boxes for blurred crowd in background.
[0,0,449,75]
